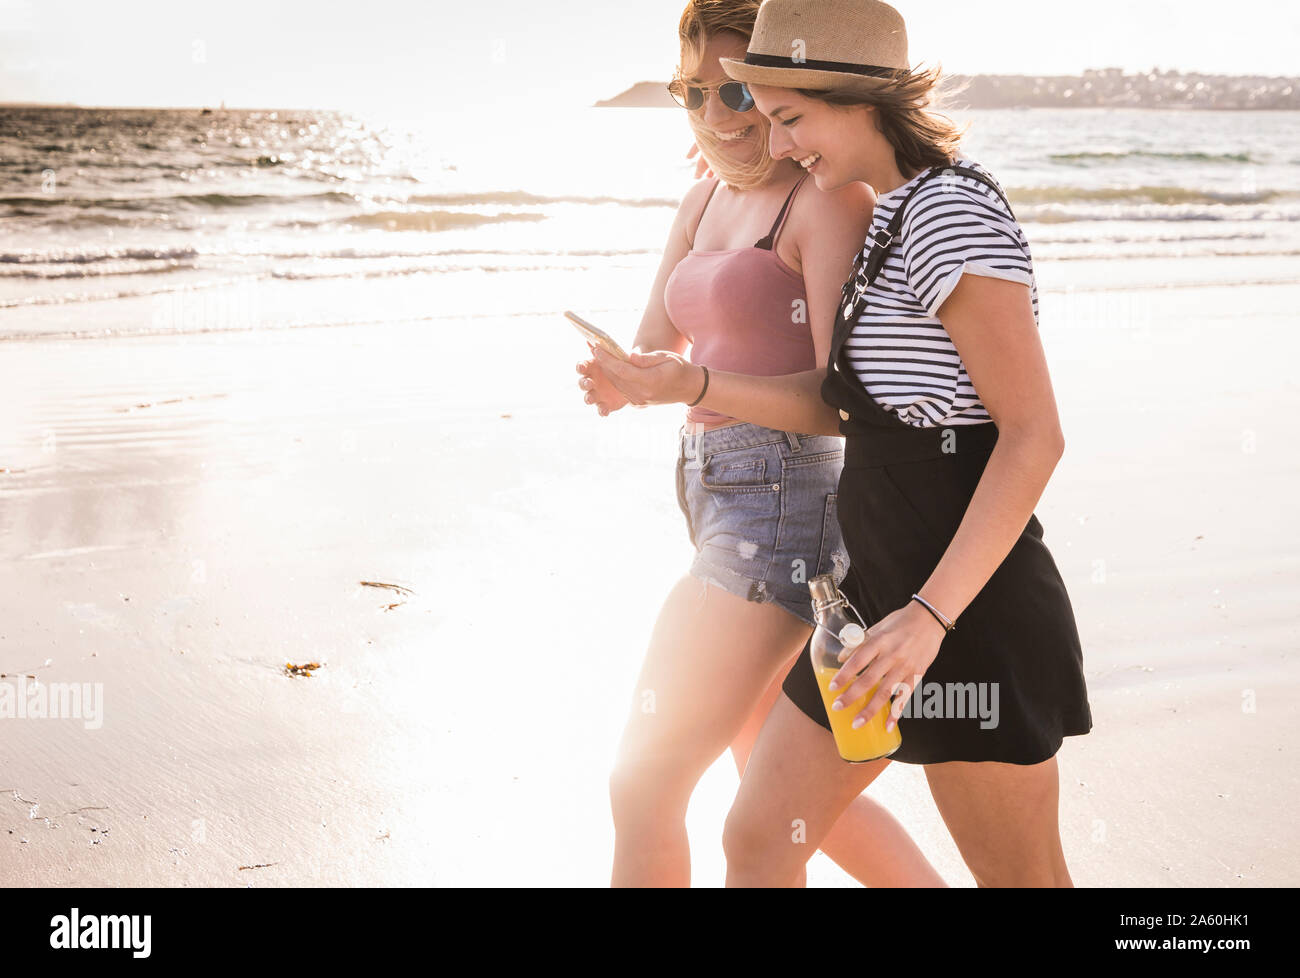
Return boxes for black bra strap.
[755,174,808,250]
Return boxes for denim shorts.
[675,422,848,627]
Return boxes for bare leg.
[723,693,890,887]
[724,691,1071,887]
[728,657,946,887]
[609,574,812,887]
[923,758,1072,887]
[727,655,811,887]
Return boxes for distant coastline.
[596,70,1300,110]
[0,102,296,112]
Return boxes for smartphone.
[565,310,630,362]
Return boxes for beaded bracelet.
[911,593,955,632]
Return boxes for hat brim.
[719,56,897,97]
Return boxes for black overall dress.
[781,165,1093,765]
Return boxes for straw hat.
[719,0,911,96]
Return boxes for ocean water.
[2,105,1299,341]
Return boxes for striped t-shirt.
[843,158,1037,428]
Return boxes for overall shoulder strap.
[861,165,1017,284]
[830,167,943,362]
[831,163,1018,364]
[946,164,1017,219]
[861,166,945,281]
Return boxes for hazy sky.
[2,0,1296,111]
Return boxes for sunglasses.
[666,78,755,113]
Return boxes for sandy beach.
[2,266,1297,886]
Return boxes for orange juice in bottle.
[808,574,901,763]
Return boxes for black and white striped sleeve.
[899,181,1033,318]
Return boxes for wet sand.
[1,278,1298,886]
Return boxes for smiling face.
[745,83,875,191]
[681,32,762,158]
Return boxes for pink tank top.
[663,175,815,425]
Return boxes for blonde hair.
[676,0,780,192]
[799,65,969,177]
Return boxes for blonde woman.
[578,0,944,887]
[595,0,1094,887]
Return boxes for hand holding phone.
[565,311,630,362]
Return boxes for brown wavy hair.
[798,65,968,179]
[675,0,780,192]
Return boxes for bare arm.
[692,180,872,434]
[594,179,876,434]
[631,180,715,355]
[828,272,1068,725]
[577,181,710,413]
[911,274,1065,622]
[691,367,837,434]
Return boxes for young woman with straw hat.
[577,0,945,888]
[595,0,1093,887]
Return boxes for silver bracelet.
[911,593,956,632]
